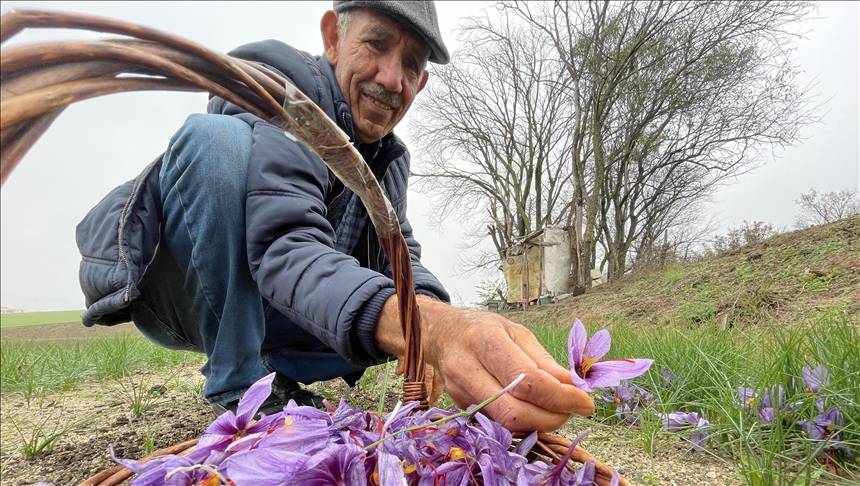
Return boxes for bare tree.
[411,12,575,269]
[710,220,776,255]
[630,203,718,271]
[795,188,860,228]
[508,0,816,283]
[412,1,816,290]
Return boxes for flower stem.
[364,373,525,451]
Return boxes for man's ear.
[417,70,429,94]
[320,10,340,64]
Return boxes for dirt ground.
[0,361,746,486]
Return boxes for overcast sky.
[1,1,858,311]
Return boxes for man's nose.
[375,53,403,94]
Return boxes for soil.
[0,362,744,486]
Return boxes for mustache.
[359,82,402,108]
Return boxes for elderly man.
[76,1,593,432]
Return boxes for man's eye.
[404,60,419,75]
[368,40,384,50]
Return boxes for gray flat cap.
[333,0,449,64]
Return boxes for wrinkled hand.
[376,296,594,432]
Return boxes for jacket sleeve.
[245,122,394,367]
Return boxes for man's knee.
[162,114,253,194]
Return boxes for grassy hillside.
[505,217,859,484]
[509,216,859,329]
[0,310,84,329]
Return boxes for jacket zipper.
[116,161,152,302]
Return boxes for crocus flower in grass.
[659,412,710,452]
[568,319,653,392]
[601,383,653,425]
[757,385,801,425]
[802,365,830,393]
[660,369,675,388]
[737,386,757,413]
[799,401,845,441]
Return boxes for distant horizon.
[1,306,84,313]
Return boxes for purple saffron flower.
[758,385,785,424]
[291,444,367,484]
[110,446,205,486]
[602,383,653,425]
[196,373,283,455]
[374,401,407,486]
[568,319,654,392]
[514,431,539,457]
[660,369,675,387]
[757,385,800,424]
[737,386,758,413]
[659,412,710,452]
[221,448,310,485]
[254,417,331,455]
[802,365,830,393]
[375,450,406,486]
[799,405,844,442]
[528,429,597,485]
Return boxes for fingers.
[442,360,570,432]
[474,324,594,417]
[508,324,574,385]
[478,343,591,415]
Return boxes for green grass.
[527,306,859,485]
[6,397,97,459]
[0,310,84,328]
[0,334,203,398]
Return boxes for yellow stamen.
[449,447,467,461]
[284,418,294,426]
[201,476,221,486]
[579,356,598,377]
[403,462,417,474]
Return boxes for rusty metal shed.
[502,226,570,304]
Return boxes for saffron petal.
[377,450,406,486]
[222,448,309,485]
[568,319,589,388]
[583,366,621,390]
[568,319,587,369]
[585,329,611,361]
[590,359,653,381]
[203,412,238,437]
[235,372,277,430]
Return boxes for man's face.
[322,9,430,143]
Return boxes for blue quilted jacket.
[75,40,449,368]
